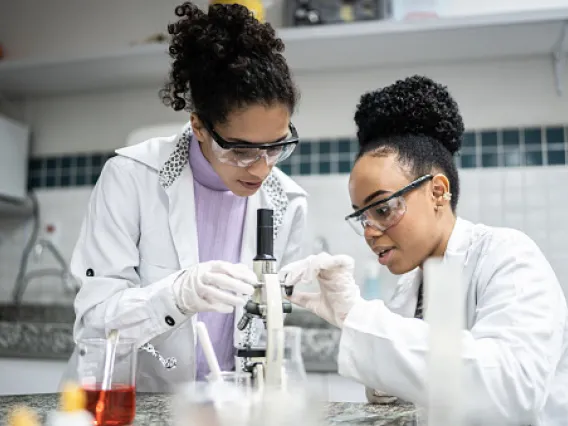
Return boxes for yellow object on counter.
[46,382,94,426]
[210,0,265,22]
[6,406,40,426]
[59,382,87,412]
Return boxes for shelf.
[0,8,567,97]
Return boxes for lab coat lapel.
[438,217,472,318]
[164,165,199,269]
[388,269,422,318]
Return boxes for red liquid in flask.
[83,385,136,426]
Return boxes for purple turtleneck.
[189,135,248,380]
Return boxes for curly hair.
[160,2,299,125]
[354,75,464,211]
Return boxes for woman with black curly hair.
[64,2,307,392]
[281,76,568,424]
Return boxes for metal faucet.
[12,237,80,304]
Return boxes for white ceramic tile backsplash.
[0,188,92,303]
[0,166,566,303]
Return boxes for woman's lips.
[377,248,395,266]
[239,180,262,190]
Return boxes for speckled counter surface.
[0,393,419,425]
[0,305,341,372]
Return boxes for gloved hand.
[173,261,256,315]
[279,253,361,328]
[365,387,399,405]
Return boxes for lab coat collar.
[387,217,474,316]
[444,217,474,259]
[115,122,191,173]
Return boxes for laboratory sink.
[0,304,75,360]
[0,303,75,324]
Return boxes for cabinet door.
[0,359,67,395]
[327,374,367,402]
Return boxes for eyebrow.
[351,189,392,210]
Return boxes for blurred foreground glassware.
[249,387,325,426]
[174,381,252,426]
[75,337,137,426]
[206,371,252,396]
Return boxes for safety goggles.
[202,120,299,168]
[345,175,434,236]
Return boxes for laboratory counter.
[0,392,419,425]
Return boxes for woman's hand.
[365,387,399,405]
[173,261,256,315]
[279,253,361,328]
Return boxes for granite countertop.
[0,393,419,426]
[0,304,341,372]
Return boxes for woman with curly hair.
[281,76,568,424]
[64,2,307,391]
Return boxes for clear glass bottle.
[281,326,308,388]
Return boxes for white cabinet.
[0,358,67,395]
[306,373,367,402]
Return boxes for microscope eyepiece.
[255,208,276,261]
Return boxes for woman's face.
[348,153,452,275]
[191,104,291,197]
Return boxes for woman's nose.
[247,156,270,179]
[364,222,384,240]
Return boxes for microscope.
[236,208,293,389]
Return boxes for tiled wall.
[7,122,568,305]
[27,125,568,189]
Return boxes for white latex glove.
[279,253,361,328]
[173,261,256,315]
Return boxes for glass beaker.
[76,337,137,426]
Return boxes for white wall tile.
[503,211,525,231]
[503,170,524,189]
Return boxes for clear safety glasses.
[345,175,434,236]
[203,120,299,168]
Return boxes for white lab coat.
[339,217,568,425]
[62,127,308,392]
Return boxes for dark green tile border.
[28,125,568,189]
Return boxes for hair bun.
[354,75,464,155]
[167,2,283,67]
